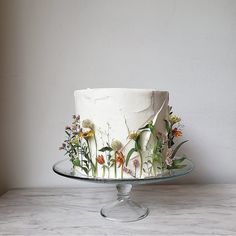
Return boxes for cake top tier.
[74,88,169,95]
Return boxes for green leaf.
[172,157,186,165]
[170,140,189,159]
[168,164,187,170]
[139,123,150,130]
[72,159,80,166]
[125,148,136,166]
[152,153,163,166]
[135,138,141,151]
[99,146,113,152]
[164,119,170,133]
[81,166,89,174]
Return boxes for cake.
[59,88,188,179]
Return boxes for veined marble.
[0,185,236,235]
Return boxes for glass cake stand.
[53,158,193,222]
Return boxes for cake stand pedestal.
[100,183,149,222]
[53,158,193,222]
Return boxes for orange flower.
[172,128,182,137]
[96,155,105,165]
[115,151,125,168]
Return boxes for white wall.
[1,0,236,188]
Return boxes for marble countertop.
[0,185,236,235]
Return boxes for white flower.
[82,119,94,129]
[165,148,173,166]
[111,139,122,151]
[165,157,173,166]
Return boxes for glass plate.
[53,158,194,222]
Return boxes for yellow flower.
[127,131,139,140]
[79,130,94,139]
[169,115,181,124]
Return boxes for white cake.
[74,88,169,179]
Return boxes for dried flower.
[158,132,168,143]
[111,139,122,151]
[82,119,94,130]
[133,159,139,168]
[172,128,182,137]
[115,151,125,167]
[165,148,173,166]
[169,115,181,124]
[96,155,105,165]
[128,131,139,140]
[165,156,173,166]
[65,126,71,130]
[123,166,133,175]
[59,143,66,150]
[71,125,77,131]
[79,130,94,139]
[166,148,173,158]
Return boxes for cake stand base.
[100,184,149,222]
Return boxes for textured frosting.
[74,88,169,178]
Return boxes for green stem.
[94,134,98,175]
[114,151,117,178]
[153,161,157,176]
[102,165,105,178]
[121,164,123,179]
[107,152,111,178]
[138,150,143,178]
[85,139,95,177]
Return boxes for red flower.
[115,151,125,168]
[172,128,182,137]
[96,155,105,165]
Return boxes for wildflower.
[133,159,139,168]
[71,125,76,131]
[115,151,125,167]
[96,155,105,165]
[79,130,94,139]
[59,143,66,150]
[169,115,181,125]
[65,126,71,130]
[172,128,182,137]
[82,119,94,130]
[166,148,173,159]
[123,166,133,175]
[128,131,139,140]
[165,156,173,166]
[111,139,122,151]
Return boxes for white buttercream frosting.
[74,88,169,178]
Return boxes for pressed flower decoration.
[59,107,188,179]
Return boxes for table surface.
[0,185,236,236]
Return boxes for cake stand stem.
[100,183,149,222]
